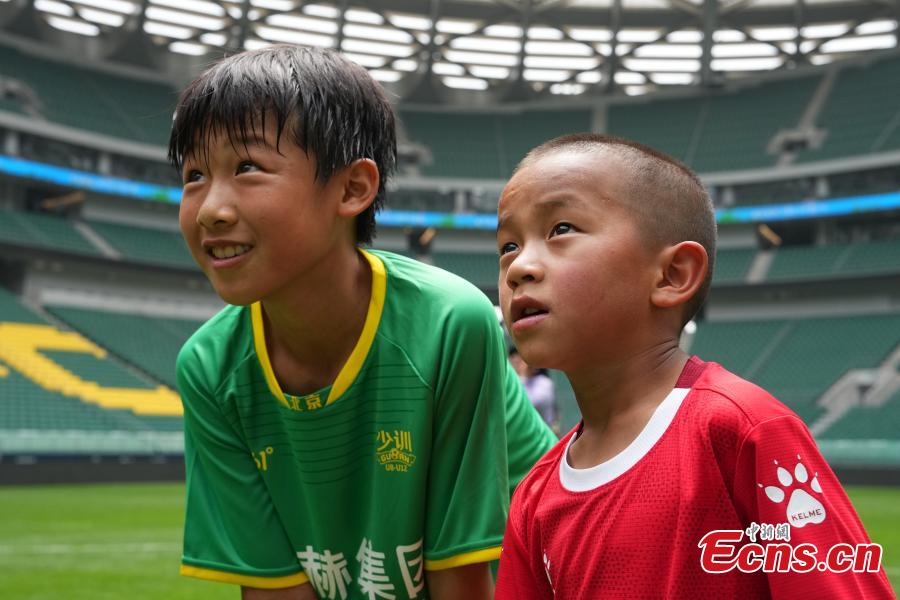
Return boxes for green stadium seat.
[823,389,900,440]
[692,313,900,425]
[46,305,203,389]
[712,247,756,284]
[0,207,100,256]
[87,220,196,269]
[798,54,900,162]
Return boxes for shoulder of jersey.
[690,362,799,429]
[512,430,572,502]
[178,304,245,358]
[375,250,495,315]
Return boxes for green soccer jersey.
[177,249,556,598]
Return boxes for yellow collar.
[251,249,386,408]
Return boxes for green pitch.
[0,482,897,598]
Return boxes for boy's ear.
[337,158,380,219]
[650,241,708,310]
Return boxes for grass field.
[0,483,897,599]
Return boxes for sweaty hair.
[518,133,716,328]
[168,45,397,245]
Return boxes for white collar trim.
[559,387,690,492]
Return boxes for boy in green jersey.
[168,45,555,600]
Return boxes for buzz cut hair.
[518,133,717,327]
[168,44,397,246]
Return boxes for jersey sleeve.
[422,297,512,570]
[504,365,558,497]
[177,343,308,589]
[495,485,554,600]
[732,414,893,598]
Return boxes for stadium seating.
[0,43,176,146]
[608,75,819,172]
[798,53,900,163]
[400,108,592,179]
[0,287,182,454]
[692,313,900,424]
[712,247,757,284]
[823,388,900,440]
[87,220,196,269]
[432,251,499,287]
[766,238,900,281]
[46,305,202,389]
[0,207,100,256]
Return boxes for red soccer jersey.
[496,358,894,599]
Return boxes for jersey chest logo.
[376,429,416,473]
[759,455,826,528]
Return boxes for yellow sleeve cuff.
[424,545,502,571]
[180,564,309,589]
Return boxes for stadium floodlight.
[568,28,613,42]
[549,83,587,95]
[344,8,383,25]
[34,0,73,18]
[523,69,572,82]
[576,71,603,83]
[802,22,851,38]
[388,14,432,31]
[46,15,100,35]
[144,21,193,40]
[369,70,402,82]
[153,0,224,17]
[72,0,136,14]
[820,34,896,53]
[251,0,294,10]
[618,29,661,43]
[393,59,419,72]
[623,58,702,72]
[450,37,521,54]
[650,72,696,85]
[169,41,208,55]
[524,41,594,56]
[469,66,511,79]
[344,23,414,44]
[711,56,785,71]
[667,30,703,43]
[614,71,646,84]
[749,26,798,41]
[712,43,780,58]
[432,62,466,76]
[79,8,127,27]
[528,27,564,40]
[444,49,519,67]
[855,20,897,36]
[256,25,332,47]
[484,24,523,38]
[341,38,412,58]
[442,76,488,90]
[713,29,747,43]
[524,56,599,70]
[435,19,479,35]
[302,4,340,19]
[634,44,703,58]
[265,14,339,35]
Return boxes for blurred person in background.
[510,347,559,435]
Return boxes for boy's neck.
[566,342,688,470]
[261,246,372,396]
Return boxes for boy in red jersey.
[494,133,894,599]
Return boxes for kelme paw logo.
[758,455,826,528]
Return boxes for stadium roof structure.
[1,0,898,100]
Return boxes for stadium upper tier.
[1,41,900,181]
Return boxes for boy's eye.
[499,242,518,256]
[550,222,574,237]
[184,170,203,184]
[236,161,259,174]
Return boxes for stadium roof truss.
[2,0,899,97]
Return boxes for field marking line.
[0,542,178,555]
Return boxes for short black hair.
[519,133,716,328]
[168,45,397,245]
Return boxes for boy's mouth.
[510,297,550,324]
[207,244,252,260]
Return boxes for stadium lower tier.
[1,286,898,461]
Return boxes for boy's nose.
[505,251,544,289]
[196,186,238,230]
